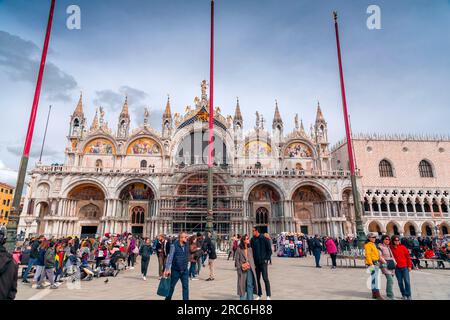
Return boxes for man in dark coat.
[311,235,323,268]
[250,227,272,300]
[0,229,18,300]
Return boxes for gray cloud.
[6,143,59,159]
[0,30,77,101]
[93,86,164,129]
[131,106,164,130]
[93,89,123,111]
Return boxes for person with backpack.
[204,232,217,281]
[36,240,58,289]
[22,236,42,284]
[139,238,153,281]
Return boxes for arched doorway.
[404,222,417,236]
[421,222,434,236]
[292,185,326,236]
[118,182,155,236]
[36,202,49,235]
[248,184,282,234]
[386,221,400,236]
[131,206,145,236]
[440,223,449,236]
[255,207,269,233]
[68,183,105,237]
[368,221,382,236]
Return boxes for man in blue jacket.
[164,231,190,300]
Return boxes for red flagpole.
[208,0,215,168]
[6,0,56,251]
[334,11,355,174]
[206,0,215,232]
[24,0,56,157]
[333,11,366,246]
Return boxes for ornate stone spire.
[73,92,83,116]
[316,101,325,123]
[272,99,283,130]
[234,97,242,121]
[300,119,305,134]
[164,95,172,118]
[120,96,130,118]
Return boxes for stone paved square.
[16,256,450,300]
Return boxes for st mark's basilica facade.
[18,81,450,239]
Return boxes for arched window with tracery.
[255,207,269,225]
[131,206,145,224]
[419,160,434,178]
[379,160,394,177]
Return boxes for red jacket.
[390,244,412,269]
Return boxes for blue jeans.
[313,250,321,267]
[395,267,411,298]
[166,269,189,300]
[189,262,197,278]
[23,257,37,280]
[240,270,254,300]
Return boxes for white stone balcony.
[32,164,357,179]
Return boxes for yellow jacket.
[364,242,379,265]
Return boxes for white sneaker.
[143,276,147,281]
[130,267,135,270]
[266,296,271,300]
[192,277,199,281]
[255,296,261,300]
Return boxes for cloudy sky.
[0,0,449,186]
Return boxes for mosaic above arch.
[284,142,313,158]
[127,138,161,155]
[244,141,272,157]
[84,138,115,155]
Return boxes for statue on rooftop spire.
[201,80,207,97]
[144,107,149,126]
[255,111,260,129]
[295,114,299,130]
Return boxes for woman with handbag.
[235,234,259,300]
[378,235,396,300]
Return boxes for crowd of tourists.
[1,222,449,301]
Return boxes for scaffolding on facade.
[159,166,244,236]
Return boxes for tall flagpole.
[333,11,366,248]
[6,0,56,251]
[39,105,52,163]
[206,0,215,233]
